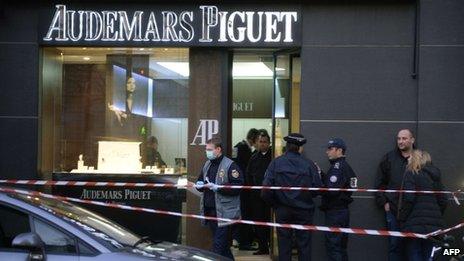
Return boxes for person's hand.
[194,181,204,189]
[384,203,390,212]
[208,183,219,192]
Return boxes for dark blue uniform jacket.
[261,151,322,210]
[320,157,357,211]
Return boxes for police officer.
[232,128,260,250]
[195,137,244,260]
[320,138,357,261]
[261,133,322,261]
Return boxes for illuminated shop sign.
[43,5,299,44]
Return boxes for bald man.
[375,129,415,261]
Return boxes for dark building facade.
[1,0,463,259]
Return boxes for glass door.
[270,50,301,258]
[229,50,300,259]
[272,51,300,157]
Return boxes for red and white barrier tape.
[0,187,462,239]
[0,179,462,195]
[426,222,464,238]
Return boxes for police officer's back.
[320,138,357,261]
[261,133,322,261]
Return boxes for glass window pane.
[33,218,76,254]
[78,240,97,256]
[0,205,31,249]
[232,53,274,150]
[41,48,189,174]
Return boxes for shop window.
[41,48,189,175]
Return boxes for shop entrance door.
[271,50,301,158]
[230,49,301,259]
[269,50,301,259]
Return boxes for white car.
[0,187,229,261]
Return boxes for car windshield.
[10,193,142,249]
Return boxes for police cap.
[327,138,346,150]
[284,133,307,146]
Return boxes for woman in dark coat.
[398,150,447,261]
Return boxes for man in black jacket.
[247,131,272,255]
[232,128,260,250]
[375,129,415,261]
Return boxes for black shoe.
[238,245,258,251]
[253,250,269,255]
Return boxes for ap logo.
[190,119,219,145]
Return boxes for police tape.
[0,179,463,196]
[0,186,462,240]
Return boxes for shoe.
[238,245,258,251]
[253,250,269,255]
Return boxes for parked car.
[0,186,228,260]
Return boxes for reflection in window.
[42,48,189,174]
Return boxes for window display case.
[41,47,189,176]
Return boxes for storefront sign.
[190,119,219,145]
[42,5,300,45]
[80,188,152,200]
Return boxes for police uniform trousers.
[205,208,234,260]
[325,208,349,261]
[275,205,313,261]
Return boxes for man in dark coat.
[375,129,415,261]
[232,128,260,250]
[262,133,322,261]
[247,131,272,255]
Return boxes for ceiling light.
[83,57,90,61]
[82,47,87,50]
[139,48,145,51]
[233,62,273,77]
[157,62,189,77]
[275,67,286,71]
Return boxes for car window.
[11,193,139,249]
[78,240,97,256]
[0,205,31,249]
[32,218,77,255]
